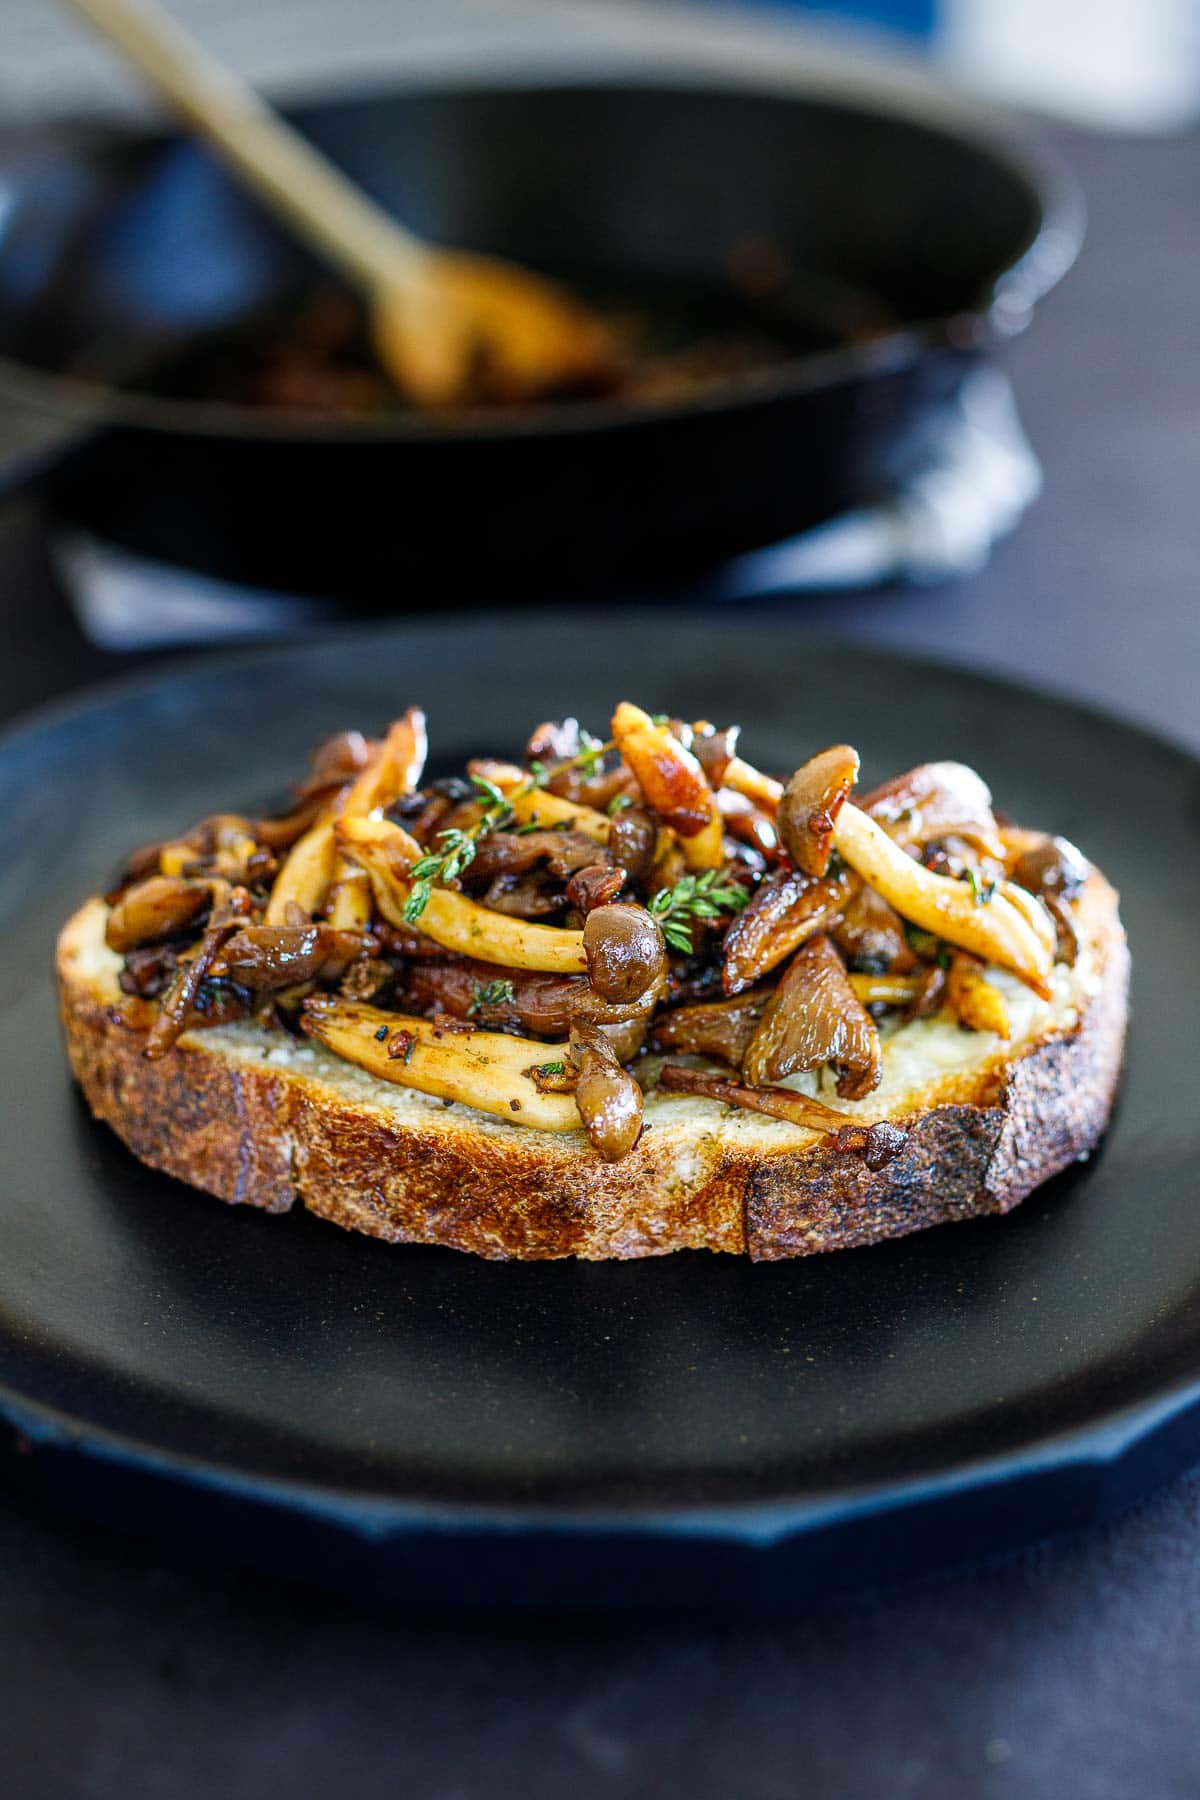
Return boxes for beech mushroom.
[832,803,1055,994]
[569,1019,645,1161]
[105,876,211,953]
[655,1065,907,1170]
[583,904,668,1005]
[336,816,587,972]
[301,998,582,1131]
[778,744,860,878]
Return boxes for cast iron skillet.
[0,620,1196,1611]
[0,76,1080,602]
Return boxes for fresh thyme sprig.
[648,870,750,955]
[403,736,617,924]
[403,774,514,924]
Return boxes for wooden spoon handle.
[62,0,425,293]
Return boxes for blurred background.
[0,0,1196,733]
[6,0,1200,131]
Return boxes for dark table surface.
[1,124,1199,1800]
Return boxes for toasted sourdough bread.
[58,869,1128,1262]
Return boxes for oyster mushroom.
[721,866,847,995]
[648,988,771,1067]
[743,934,882,1100]
[860,760,1004,858]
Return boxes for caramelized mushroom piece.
[144,900,252,1060]
[946,952,1011,1038]
[832,882,916,974]
[106,876,211,953]
[903,962,948,1022]
[566,864,626,917]
[118,941,179,999]
[215,924,369,990]
[860,761,1002,857]
[570,1021,644,1161]
[525,717,582,765]
[610,703,717,839]
[608,803,658,884]
[397,959,588,1037]
[743,934,881,1100]
[477,875,564,919]
[722,866,846,995]
[1010,834,1090,901]
[549,763,638,814]
[778,745,860,877]
[648,988,771,1067]
[656,1065,906,1170]
[295,729,373,800]
[467,829,608,886]
[716,788,780,859]
[692,724,740,790]
[583,904,668,1005]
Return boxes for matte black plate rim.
[0,621,1195,1547]
[3,1358,1200,1547]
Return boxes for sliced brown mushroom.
[1009,834,1090,900]
[832,881,916,974]
[466,829,608,886]
[692,724,740,790]
[525,717,582,765]
[903,962,948,1022]
[397,958,588,1037]
[565,863,626,917]
[213,924,370,991]
[648,988,771,1067]
[716,788,780,860]
[607,803,658,885]
[292,728,373,805]
[743,934,881,1100]
[778,745,860,877]
[721,866,847,995]
[144,897,253,1060]
[105,876,212,953]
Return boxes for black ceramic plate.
[0,620,1196,1609]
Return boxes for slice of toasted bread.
[56,869,1128,1262]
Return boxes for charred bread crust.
[56,875,1128,1262]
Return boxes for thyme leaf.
[648,870,749,955]
[468,978,516,1015]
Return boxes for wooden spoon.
[62,0,623,407]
